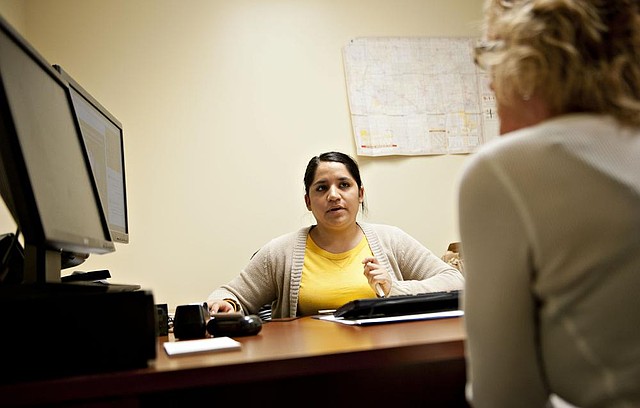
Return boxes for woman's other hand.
[362,257,391,297]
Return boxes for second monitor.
[54,65,129,244]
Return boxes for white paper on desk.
[163,337,241,356]
[316,310,464,326]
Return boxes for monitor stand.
[23,243,61,284]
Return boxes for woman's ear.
[304,194,311,210]
[359,186,365,203]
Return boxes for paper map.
[343,37,499,156]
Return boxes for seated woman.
[207,151,464,318]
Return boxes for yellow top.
[298,234,376,315]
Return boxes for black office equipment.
[0,284,157,384]
[174,303,210,340]
[62,280,142,292]
[156,304,169,336]
[59,269,141,291]
[0,15,156,383]
[0,14,114,284]
[60,269,112,282]
[206,313,262,337]
[0,232,23,284]
[334,290,461,320]
[53,64,130,245]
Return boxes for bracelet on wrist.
[222,298,240,312]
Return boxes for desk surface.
[3,316,468,407]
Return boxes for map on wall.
[343,37,499,156]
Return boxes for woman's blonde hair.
[476,0,640,127]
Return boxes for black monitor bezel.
[54,65,130,244]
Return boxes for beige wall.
[0,0,482,310]
[0,0,23,30]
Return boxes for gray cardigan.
[207,222,464,318]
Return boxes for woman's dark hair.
[303,151,366,211]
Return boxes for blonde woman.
[459,0,640,407]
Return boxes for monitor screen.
[54,65,130,244]
[0,15,114,283]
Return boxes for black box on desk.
[0,284,157,384]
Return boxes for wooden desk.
[2,316,468,407]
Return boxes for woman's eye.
[340,182,351,188]
[315,185,326,192]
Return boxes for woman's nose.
[327,185,340,200]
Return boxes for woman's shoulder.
[462,114,620,184]
[259,226,311,250]
[471,114,616,160]
[459,120,555,185]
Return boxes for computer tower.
[0,284,157,384]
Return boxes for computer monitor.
[0,15,114,284]
[53,65,130,244]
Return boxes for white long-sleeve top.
[458,114,640,408]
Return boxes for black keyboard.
[334,290,461,320]
[61,269,111,282]
[61,270,140,292]
[65,280,141,292]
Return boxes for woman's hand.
[362,257,391,297]
[207,299,237,314]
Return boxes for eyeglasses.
[473,40,505,68]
